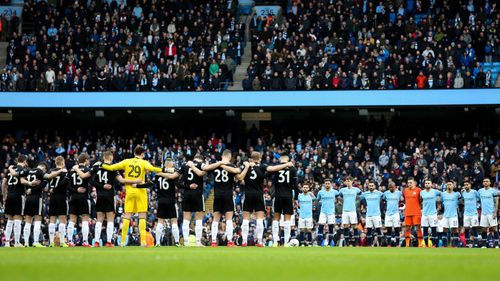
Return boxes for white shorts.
[341,211,358,225]
[318,213,335,225]
[280,214,295,227]
[480,214,498,227]
[441,217,459,228]
[421,214,438,227]
[298,218,313,229]
[384,213,401,228]
[463,215,479,228]
[366,216,382,228]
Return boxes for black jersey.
[271,166,298,199]
[5,166,28,197]
[25,168,47,197]
[48,168,69,195]
[210,164,237,197]
[181,162,204,195]
[68,166,92,198]
[154,168,177,201]
[242,163,268,195]
[91,162,118,197]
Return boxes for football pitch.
[1,247,499,281]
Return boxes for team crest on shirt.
[413,192,416,195]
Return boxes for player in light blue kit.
[316,178,339,246]
[440,181,462,247]
[419,179,441,247]
[383,182,403,247]
[478,178,499,248]
[461,181,480,247]
[297,182,315,246]
[361,181,383,246]
[339,176,361,246]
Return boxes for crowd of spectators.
[1,0,499,92]
[1,121,499,246]
[1,0,245,92]
[243,0,500,90]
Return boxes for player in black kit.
[68,153,93,247]
[14,161,63,247]
[203,149,241,247]
[269,154,298,247]
[236,151,293,247]
[91,151,139,247]
[151,158,181,247]
[47,156,69,247]
[2,156,29,247]
[181,154,207,247]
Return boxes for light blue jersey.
[383,190,402,216]
[420,189,441,216]
[441,191,461,218]
[317,188,339,215]
[462,190,480,216]
[298,193,314,219]
[478,188,499,215]
[361,190,383,217]
[339,187,361,212]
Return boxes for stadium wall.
[1,89,500,108]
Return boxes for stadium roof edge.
[1,89,499,108]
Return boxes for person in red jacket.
[416,71,427,89]
[165,39,177,61]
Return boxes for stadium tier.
[0,0,499,91]
[0,108,499,249]
[0,0,500,257]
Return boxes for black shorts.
[213,195,234,213]
[243,193,265,213]
[24,196,43,217]
[182,191,204,212]
[273,197,293,215]
[4,194,23,216]
[157,198,177,219]
[49,194,68,216]
[95,194,115,213]
[69,196,90,216]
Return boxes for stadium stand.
[1,0,499,91]
[0,109,499,247]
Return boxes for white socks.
[195,220,202,243]
[106,222,113,243]
[14,220,22,245]
[272,220,279,244]
[33,221,41,244]
[182,220,190,245]
[82,221,89,243]
[256,219,264,244]
[58,223,66,244]
[283,220,291,244]
[155,223,165,245]
[95,222,102,243]
[67,221,75,243]
[23,223,31,245]
[171,223,180,243]
[5,220,14,244]
[49,223,56,245]
[225,219,233,242]
[211,221,219,242]
[241,219,250,244]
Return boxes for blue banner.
[0,89,499,108]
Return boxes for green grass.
[1,247,499,281]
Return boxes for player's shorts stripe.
[21,195,26,215]
[38,198,43,215]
